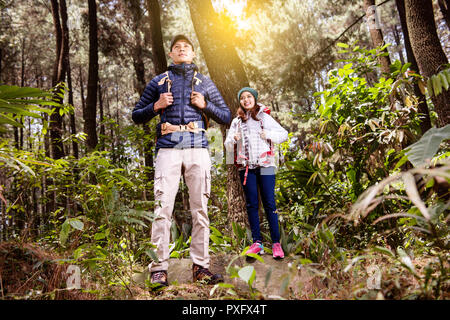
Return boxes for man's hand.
[154,92,173,111]
[191,91,206,109]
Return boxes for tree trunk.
[19,37,25,149]
[396,0,432,133]
[85,0,99,152]
[50,0,67,159]
[0,48,2,83]
[146,0,167,75]
[51,0,62,87]
[145,0,167,184]
[438,0,450,29]
[67,61,79,159]
[392,25,405,65]
[128,0,146,94]
[187,0,249,226]
[406,0,450,127]
[79,65,86,120]
[363,0,392,75]
[98,83,105,151]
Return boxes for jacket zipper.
[181,63,185,124]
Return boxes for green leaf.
[94,232,106,240]
[145,249,159,263]
[246,253,265,263]
[238,266,256,286]
[405,124,450,167]
[68,218,84,231]
[337,42,349,48]
[397,247,417,274]
[393,153,409,171]
[440,71,449,91]
[432,74,441,96]
[403,172,430,221]
[372,246,395,258]
[210,234,223,245]
[0,114,22,127]
[60,220,71,246]
[210,226,222,237]
[401,62,411,74]
[445,69,450,84]
[0,85,51,99]
[298,258,313,265]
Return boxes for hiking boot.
[192,264,224,285]
[150,270,168,287]
[245,241,264,255]
[272,242,285,259]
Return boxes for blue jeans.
[239,167,280,243]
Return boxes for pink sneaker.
[246,242,264,255]
[272,243,284,259]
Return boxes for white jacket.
[224,105,288,169]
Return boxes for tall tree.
[85,0,99,151]
[145,0,167,182]
[146,0,167,75]
[438,0,450,29]
[187,0,249,226]
[363,0,392,75]
[67,61,79,159]
[50,0,67,159]
[0,48,2,84]
[406,0,450,127]
[127,0,146,94]
[395,0,431,133]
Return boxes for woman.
[225,87,288,259]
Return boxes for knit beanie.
[238,87,258,102]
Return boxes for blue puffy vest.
[132,63,231,150]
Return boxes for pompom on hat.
[237,87,258,102]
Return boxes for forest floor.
[1,241,445,300]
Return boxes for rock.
[132,253,305,298]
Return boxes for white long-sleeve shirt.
[224,105,288,169]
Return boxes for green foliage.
[403,124,450,168]
[426,67,450,97]
[0,85,55,178]
[0,85,52,132]
[287,43,423,216]
[1,31,448,299]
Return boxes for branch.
[309,0,393,60]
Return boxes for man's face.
[169,40,195,64]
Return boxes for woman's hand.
[260,130,267,140]
[234,132,242,141]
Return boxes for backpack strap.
[259,117,274,157]
[236,119,250,185]
[156,71,172,118]
[157,71,171,91]
[191,71,209,130]
[192,71,202,88]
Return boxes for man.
[132,35,231,287]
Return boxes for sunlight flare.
[212,0,251,30]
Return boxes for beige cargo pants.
[149,148,211,272]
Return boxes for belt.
[160,121,206,136]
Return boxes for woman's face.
[240,92,255,111]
